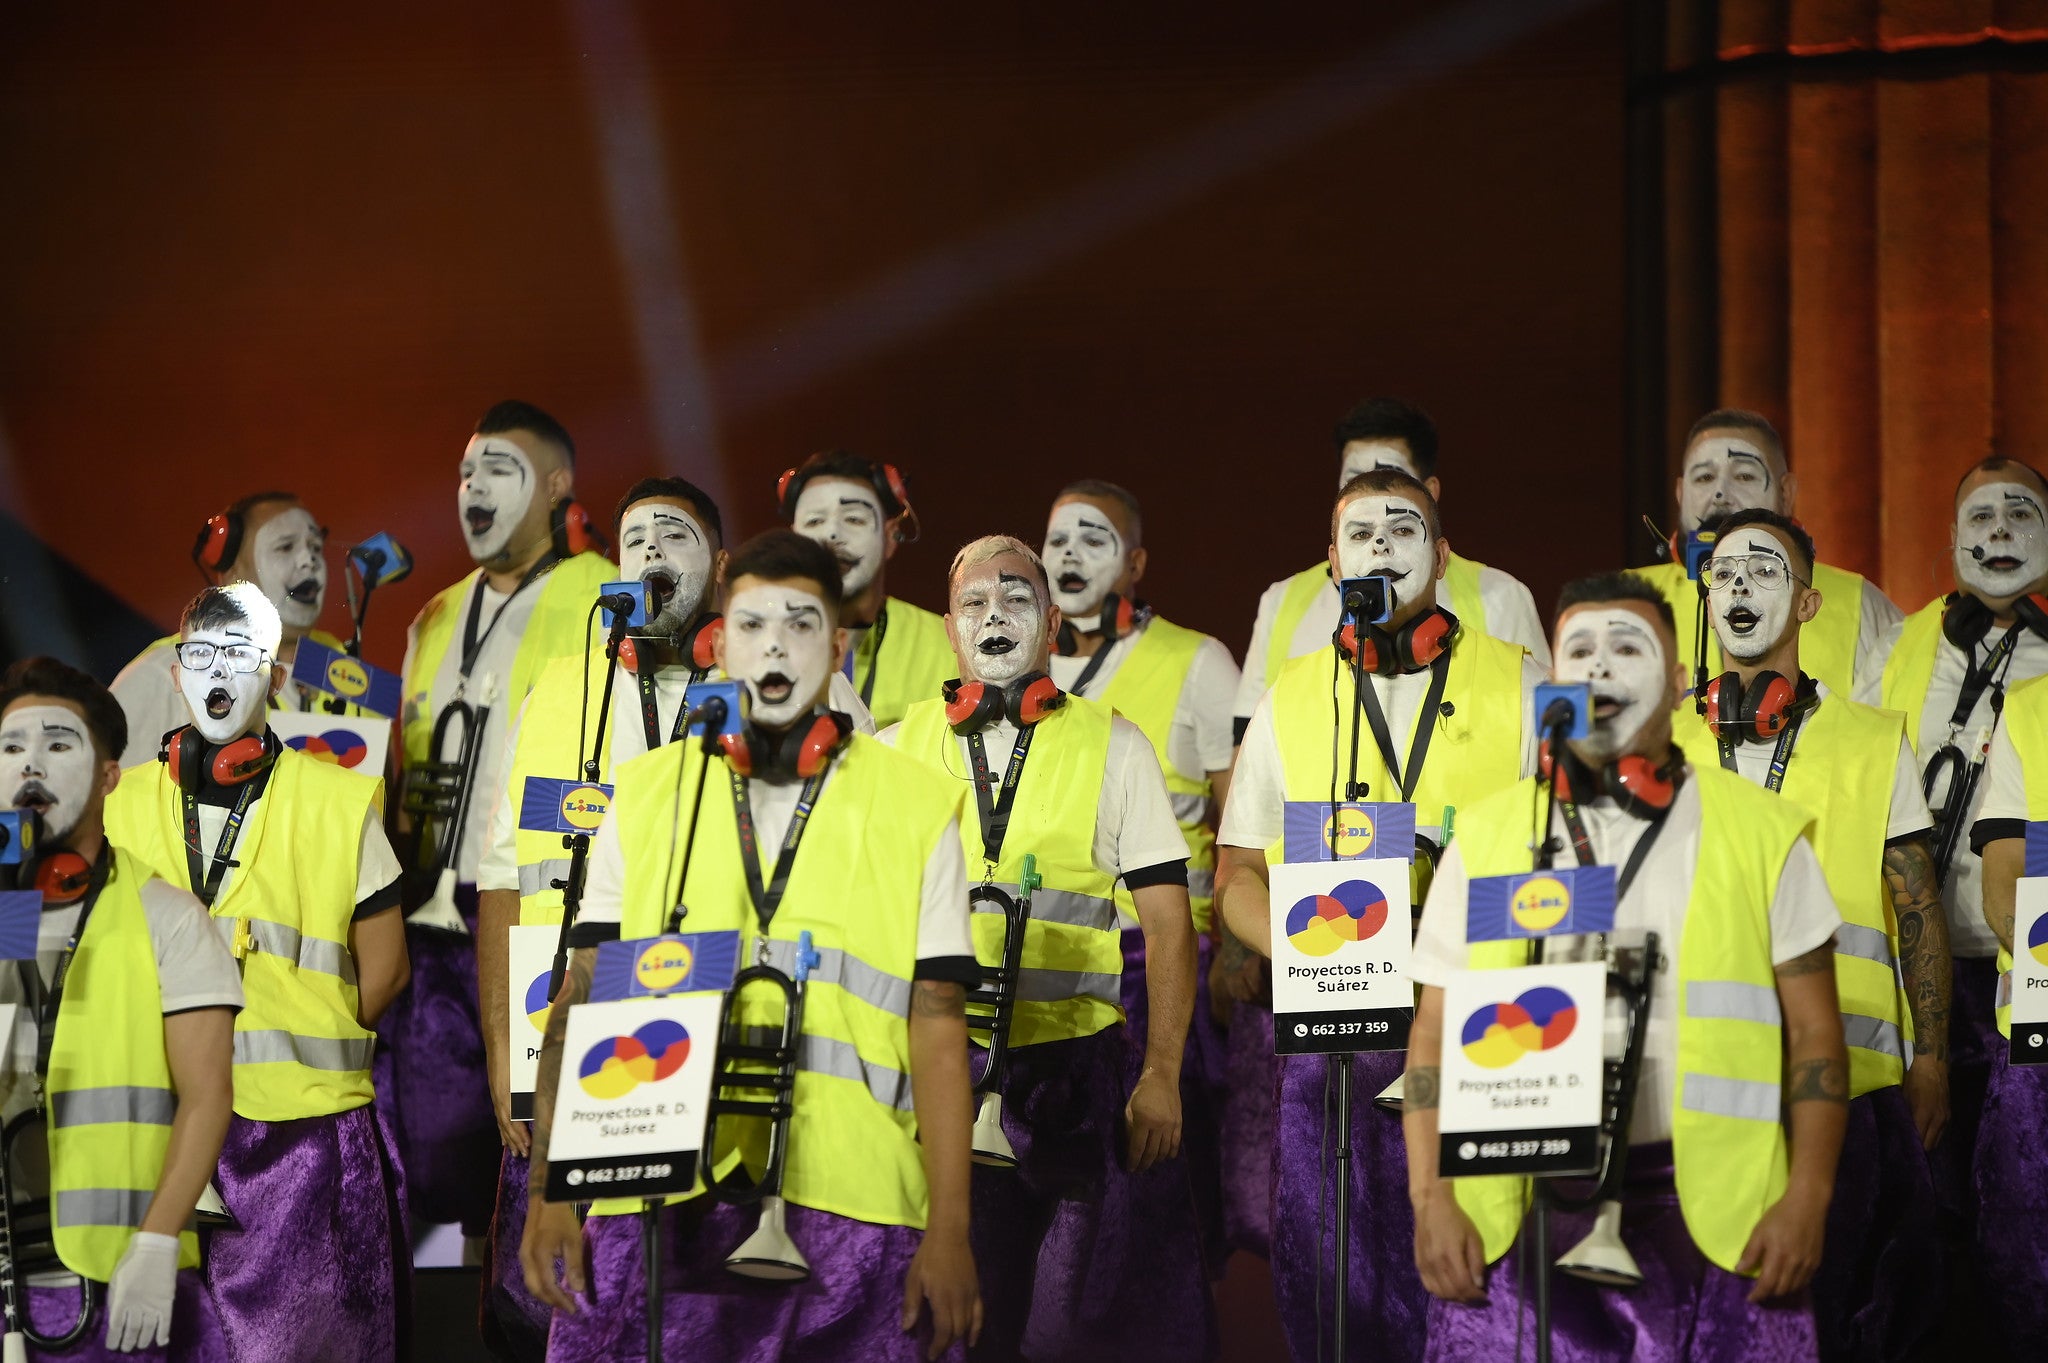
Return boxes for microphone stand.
[1526,707,1574,1363]
[546,602,633,1000]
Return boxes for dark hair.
[724,530,844,618]
[0,657,127,764]
[779,450,907,522]
[1555,571,1677,640]
[223,490,298,521]
[1954,455,2048,504]
[1701,508,1816,578]
[476,400,575,467]
[1332,468,1441,540]
[182,584,258,638]
[1056,478,1143,548]
[1334,397,1439,478]
[1685,408,1784,468]
[615,477,724,548]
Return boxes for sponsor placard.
[1281,801,1417,865]
[1269,856,1412,1054]
[1465,866,1617,943]
[269,709,391,782]
[519,777,613,838]
[1438,960,1603,1177]
[0,892,39,962]
[289,639,403,719]
[2004,823,2048,1061]
[507,924,559,1121]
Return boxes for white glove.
[104,1231,179,1353]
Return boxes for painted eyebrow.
[837,498,877,510]
[1381,505,1424,521]
[647,512,701,536]
[37,721,83,740]
[1075,516,1116,534]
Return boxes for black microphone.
[598,590,639,617]
[683,695,728,729]
[1540,695,1580,733]
[1971,545,1988,561]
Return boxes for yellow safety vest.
[1878,599,1948,753]
[505,646,626,927]
[895,695,1125,1047]
[1676,696,1911,1094]
[1640,559,1870,699]
[1992,672,2048,1035]
[1093,616,1218,934]
[47,849,202,1281]
[107,745,380,1120]
[1262,552,1493,690]
[1266,628,1527,858]
[851,596,957,731]
[1450,766,1812,1273]
[605,733,962,1227]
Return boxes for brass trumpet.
[1553,930,1660,1287]
[965,855,1039,1167]
[401,680,498,935]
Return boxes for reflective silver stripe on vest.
[1187,866,1215,902]
[49,1087,175,1130]
[758,940,912,1018]
[1685,981,1782,1026]
[1681,1073,1780,1123]
[233,1030,374,1072]
[1169,791,1208,824]
[972,884,1118,933]
[1842,1013,1905,1062]
[245,920,358,987]
[1834,923,1896,972]
[519,859,574,899]
[56,1188,153,1228]
[1017,968,1122,1007]
[796,1035,914,1112]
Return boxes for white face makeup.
[1,705,99,843]
[176,620,275,744]
[1705,527,1800,664]
[1554,608,1669,762]
[457,436,537,565]
[951,559,1049,686]
[1042,501,1125,620]
[1335,494,1435,600]
[1338,440,1419,489]
[619,501,713,634]
[1954,480,2048,600]
[791,478,885,600]
[248,505,327,632]
[723,582,836,730]
[1679,434,1780,531]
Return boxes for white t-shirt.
[109,636,344,770]
[1220,651,1545,852]
[1233,564,1550,722]
[1842,579,1908,700]
[188,796,403,922]
[1717,689,1932,842]
[1972,718,2030,835]
[1855,618,2048,958]
[474,668,874,895]
[875,712,1192,883]
[1410,778,1841,1144]
[1048,623,1240,780]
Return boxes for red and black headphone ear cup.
[718,728,753,777]
[775,467,799,516]
[162,727,200,791]
[617,637,641,676]
[192,510,243,577]
[1404,610,1454,668]
[1012,675,1065,726]
[879,464,919,542]
[1704,673,1735,739]
[945,680,1002,734]
[686,614,721,672]
[1538,740,1574,803]
[792,712,852,779]
[1338,622,1379,672]
[1609,754,1678,815]
[1748,671,1797,739]
[552,500,606,558]
[210,733,274,786]
[35,851,93,905]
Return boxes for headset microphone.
[1971,545,1988,561]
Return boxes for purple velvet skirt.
[1974,1040,2048,1353]
[1272,1047,1424,1363]
[484,1151,552,1363]
[1931,955,2000,1235]
[373,885,500,1235]
[1423,1147,1820,1363]
[545,1200,957,1363]
[1809,1085,1940,1363]
[1219,1000,1275,1260]
[24,1268,227,1362]
[968,1024,1217,1363]
[204,1103,411,1363]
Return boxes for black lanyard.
[180,778,263,908]
[1354,652,1452,803]
[457,553,558,687]
[634,666,709,752]
[35,849,113,1080]
[1067,636,1118,698]
[1555,789,1671,906]
[851,604,892,708]
[1947,625,2023,733]
[728,767,827,931]
[965,724,1036,866]
[1715,704,1811,794]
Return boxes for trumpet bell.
[971,1093,1018,1168]
[407,868,471,936]
[725,1196,811,1282]
[1556,1200,1642,1288]
[1372,1075,1404,1113]
[5,1331,25,1363]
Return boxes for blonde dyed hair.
[947,535,1050,602]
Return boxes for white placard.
[1439,960,1604,1177]
[507,924,560,1120]
[1268,857,1412,1054]
[267,709,391,782]
[542,991,724,1201]
[2008,877,2048,1063]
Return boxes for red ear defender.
[1747,672,1798,739]
[1704,673,1735,739]
[717,727,753,777]
[616,637,641,676]
[720,710,851,780]
[685,613,721,672]
[790,711,853,779]
[1404,610,1454,667]
[161,728,275,791]
[34,851,93,905]
[1337,623,1383,673]
[1607,754,1678,815]
[1011,675,1065,725]
[944,679,1004,735]
[1537,740,1576,803]
[775,466,799,513]
[551,499,607,558]
[191,509,245,577]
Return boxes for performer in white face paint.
[109,492,348,768]
[1636,408,1902,700]
[525,530,983,1363]
[105,580,412,1362]
[382,400,616,1260]
[1671,510,1949,1362]
[1859,455,2048,1255]
[1233,397,1552,758]
[1216,468,1544,1362]
[0,655,242,1358]
[880,534,1210,1363]
[1406,572,1848,1363]
[780,450,957,728]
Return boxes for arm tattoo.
[1773,942,1834,979]
[1884,839,1952,1061]
[1406,1066,1440,1111]
[1786,1056,1849,1106]
[528,949,595,1195]
[1218,928,1256,975]
[911,980,965,1018]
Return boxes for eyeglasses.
[1704,553,1806,592]
[175,641,269,674]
